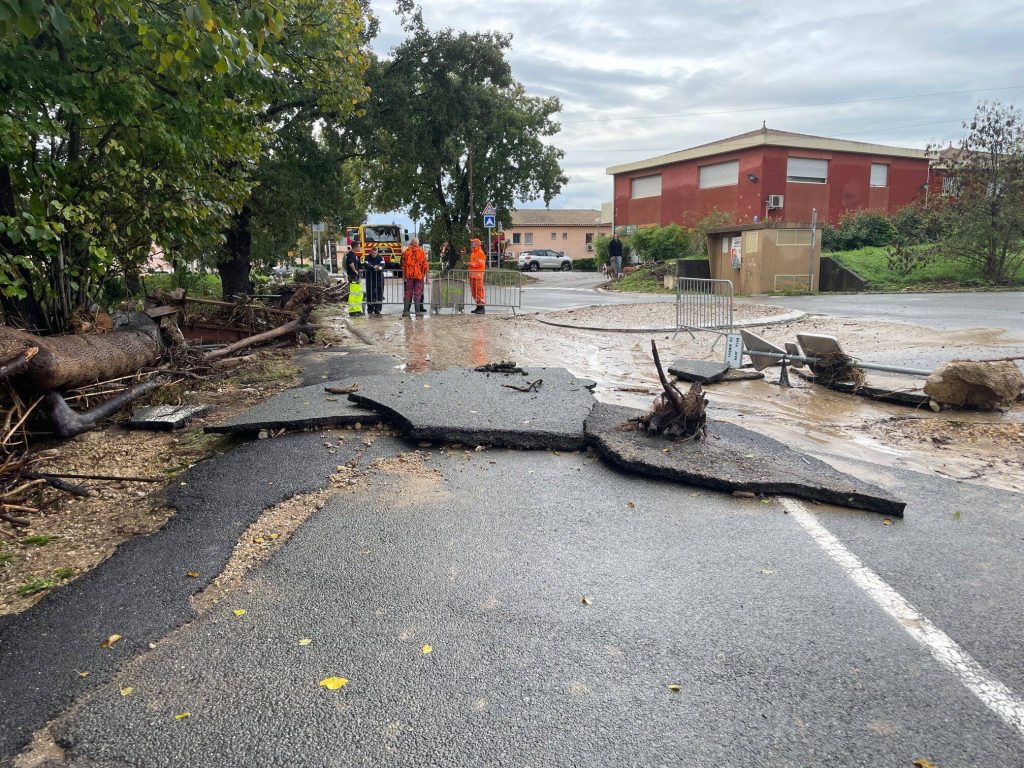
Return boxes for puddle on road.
[344,311,1024,493]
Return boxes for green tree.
[933,101,1024,284]
[629,224,692,262]
[360,10,566,256]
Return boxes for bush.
[630,224,692,262]
[833,210,896,250]
[692,210,734,255]
[571,257,599,271]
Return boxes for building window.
[787,157,828,184]
[942,175,961,196]
[870,163,888,188]
[550,232,557,240]
[699,160,739,189]
[585,233,594,244]
[512,233,521,245]
[562,232,568,240]
[630,174,662,199]
[524,232,533,245]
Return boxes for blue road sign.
[483,213,496,229]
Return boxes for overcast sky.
[369,0,1024,225]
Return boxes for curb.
[534,309,806,334]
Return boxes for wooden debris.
[636,340,708,441]
[502,379,543,393]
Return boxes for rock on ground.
[924,360,1024,410]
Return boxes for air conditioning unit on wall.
[767,194,784,209]
[586,244,594,251]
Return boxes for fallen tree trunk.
[0,312,163,391]
[204,319,314,362]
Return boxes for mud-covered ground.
[351,305,1024,494]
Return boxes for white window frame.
[699,160,739,189]
[787,157,829,184]
[630,174,662,199]
[870,163,888,188]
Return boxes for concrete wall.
[613,146,930,228]
[819,256,868,292]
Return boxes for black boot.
[402,300,411,317]
[472,305,485,314]
[416,302,426,314]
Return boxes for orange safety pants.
[470,274,485,305]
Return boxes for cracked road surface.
[37,441,1024,767]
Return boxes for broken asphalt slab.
[349,367,597,450]
[129,404,210,431]
[584,402,905,515]
[293,348,400,386]
[668,358,730,383]
[0,431,405,763]
[204,381,381,435]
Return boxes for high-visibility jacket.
[468,246,486,274]
[401,245,429,280]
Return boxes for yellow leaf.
[667,683,682,693]
[319,676,349,690]
[421,644,433,655]
[120,686,134,697]
[78,671,90,678]
[912,760,940,768]
[298,638,312,646]
[100,634,122,649]
[233,609,246,617]
[581,595,592,606]
[760,569,775,576]
[185,571,200,578]
[269,533,279,540]
[253,537,265,544]
[625,501,635,509]
[174,711,191,720]
[424,384,430,389]
[882,518,894,526]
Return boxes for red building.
[608,127,935,228]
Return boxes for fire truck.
[345,224,411,265]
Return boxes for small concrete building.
[705,222,822,294]
[506,209,604,261]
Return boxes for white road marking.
[780,496,1024,739]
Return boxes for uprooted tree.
[638,341,708,440]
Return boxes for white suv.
[517,249,572,272]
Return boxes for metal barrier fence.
[675,271,734,334]
[351,268,522,312]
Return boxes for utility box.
[705,222,821,294]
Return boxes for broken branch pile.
[636,341,708,440]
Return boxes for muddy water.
[350,311,1024,493]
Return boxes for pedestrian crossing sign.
[483,213,496,229]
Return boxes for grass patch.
[16,577,57,596]
[827,246,1024,291]
[0,552,16,565]
[606,266,675,294]
[20,534,58,547]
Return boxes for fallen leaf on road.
[298,638,312,646]
[625,501,635,509]
[882,518,894,526]
[421,644,433,655]
[732,491,756,498]
[667,684,681,693]
[423,384,430,389]
[581,596,592,606]
[174,712,190,720]
[233,609,246,617]
[952,511,961,520]
[253,537,265,544]
[185,571,200,578]
[100,634,122,649]
[319,677,349,690]
[78,671,89,678]
[120,686,134,697]
[269,533,279,540]
[912,760,940,768]
[760,569,775,576]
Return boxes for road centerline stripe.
[780,496,1024,739]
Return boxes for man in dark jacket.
[608,233,623,277]
[364,249,385,315]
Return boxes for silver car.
[517,249,572,272]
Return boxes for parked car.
[517,249,572,272]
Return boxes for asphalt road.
[520,271,674,313]
[757,290,1024,334]
[49,442,1024,767]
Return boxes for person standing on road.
[344,246,364,316]
[608,232,623,278]
[364,248,385,315]
[401,237,429,317]
[468,237,486,314]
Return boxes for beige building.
[506,209,603,261]
[705,221,822,294]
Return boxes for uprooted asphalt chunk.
[585,402,906,516]
[205,380,382,435]
[348,367,597,450]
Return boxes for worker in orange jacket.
[401,237,430,316]
[468,238,486,314]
